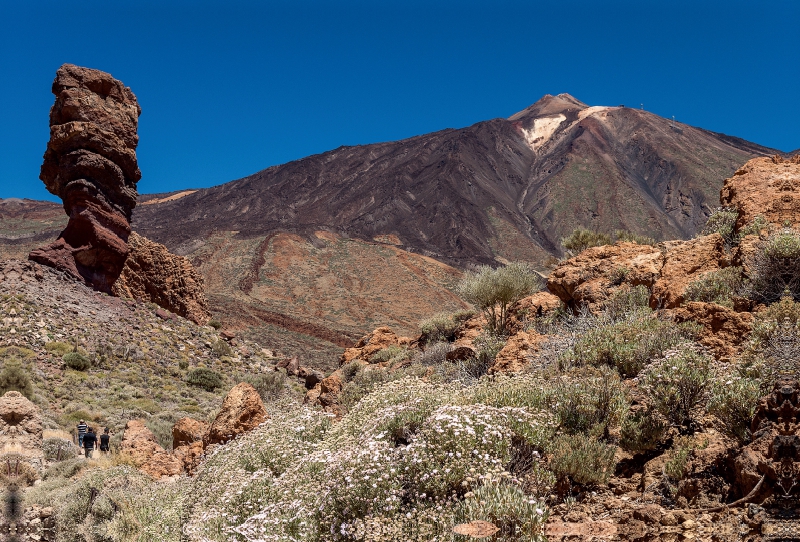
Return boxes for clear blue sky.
[2,0,798,201]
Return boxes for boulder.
[490,330,543,373]
[669,302,753,360]
[112,232,211,324]
[547,242,664,310]
[204,383,268,447]
[119,420,182,478]
[173,441,204,476]
[650,235,728,309]
[30,64,141,292]
[172,417,209,449]
[720,155,800,232]
[339,326,413,365]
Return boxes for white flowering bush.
[456,479,549,538]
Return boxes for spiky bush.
[748,229,800,303]
[701,207,739,246]
[559,312,687,376]
[63,351,91,371]
[0,359,34,399]
[707,375,761,443]
[455,480,549,538]
[554,370,629,437]
[548,433,616,485]
[419,311,473,345]
[641,347,713,428]
[619,408,667,452]
[683,266,745,307]
[561,227,612,255]
[457,262,542,334]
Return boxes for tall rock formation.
[29,64,141,292]
[28,64,211,323]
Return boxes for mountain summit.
[132,94,775,268]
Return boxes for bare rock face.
[29,64,141,292]
[721,155,800,232]
[172,417,209,449]
[490,329,543,373]
[547,235,728,311]
[547,242,664,310]
[0,391,42,456]
[668,302,753,360]
[650,235,728,309]
[204,383,268,447]
[119,420,182,478]
[112,232,211,324]
[339,326,414,365]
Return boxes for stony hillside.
[7,155,800,542]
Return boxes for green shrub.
[243,371,287,402]
[211,339,233,358]
[208,320,222,330]
[340,360,363,383]
[0,359,34,399]
[701,207,739,246]
[178,359,189,371]
[146,412,182,451]
[738,215,768,238]
[561,227,612,255]
[186,367,224,392]
[548,433,616,485]
[369,344,411,365]
[560,314,686,376]
[614,229,656,245]
[603,284,651,320]
[63,352,91,371]
[555,370,628,438]
[42,438,77,461]
[457,262,542,334]
[748,229,800,303]
[707,375,762,443]
[684,266,745,307]
[45,341,73,356]
[664,439,693,482]
[338,367,393,411]
[641,348,713,428]
[419,311,472,344]
[619,408,667,452]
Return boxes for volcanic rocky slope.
[133,93,775,268]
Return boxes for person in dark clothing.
[99,428,111,454]
[83,427,98,458]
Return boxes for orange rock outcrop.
[112,232,211,324]
[720,155,800,233]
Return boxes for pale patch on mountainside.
[521,114,566,151]
[141,191,197,205]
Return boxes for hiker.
[83,427,98,458]
[76,420,88,449]
[99,427,111,455]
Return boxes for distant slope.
[0,198,65,259]
[132,93,777,268]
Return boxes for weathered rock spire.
[29,63,141,292]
